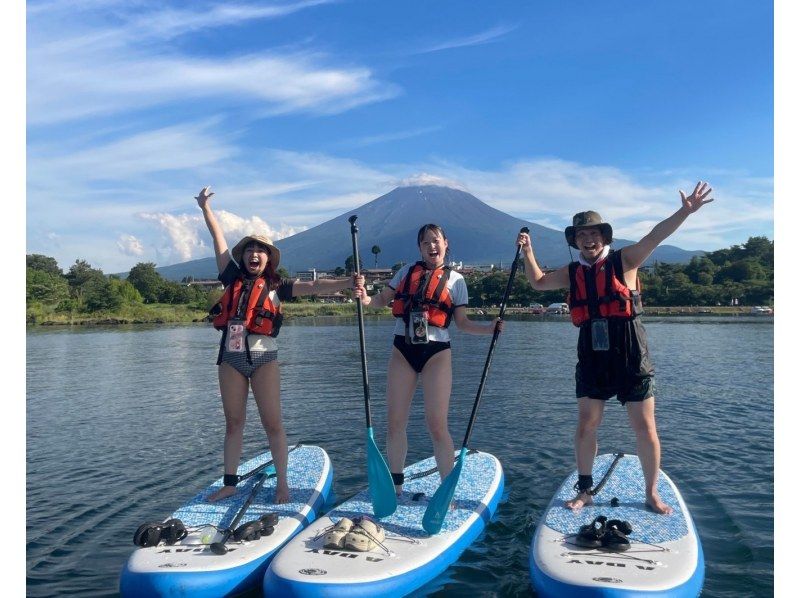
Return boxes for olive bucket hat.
[564,211,613,249]
[231,234,281,269]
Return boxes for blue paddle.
[422,227,528,534]
[349,215,397,518]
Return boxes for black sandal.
[605,519,633,536]
[601,527,631,552]
[574,515,607,548]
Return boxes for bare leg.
[420,349,454,482]
[385,347,419,495]
[251,360,290,504]
[626,398,673,515]
[209,363,249,502]
[565,397,605,510]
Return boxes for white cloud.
[415,24,517,54]
[117,234,144,256]
[396,173,469,191]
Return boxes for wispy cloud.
[414,24,517,54]
[339,125,443,148]
[27,1,397,124]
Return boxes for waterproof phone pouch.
[226,320,247,352]
[409,310,430,344]
[591,318,610,351]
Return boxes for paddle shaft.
[460,227,528,448]
[349,215,373,427]
[238,442,301,483]
[210,470,272,554]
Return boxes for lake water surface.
[27,316,774,596]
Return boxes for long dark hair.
[416,223,450,261]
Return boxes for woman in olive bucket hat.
[196,186,362,503]
[516,181,714,514]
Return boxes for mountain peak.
[394,173,469,192]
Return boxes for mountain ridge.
[152,185,702,281]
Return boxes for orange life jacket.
[391,262,455,328]
[567,250,642,327]
[212,276,283,337]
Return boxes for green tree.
[109,278,143,304]
[127,262,165,303]
[27,254,63,276]
[371,245,381,268]
[334,266,345,277]
[26,267,70,304]
[83,276,123,312]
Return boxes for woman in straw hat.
[196,186,360,503]
[517,181,714,515]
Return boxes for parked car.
[546,302,570,315]
[750,306,773,315]
[529,303,545,314]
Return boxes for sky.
[25,0,773,276]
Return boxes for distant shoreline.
[26,303,772,327]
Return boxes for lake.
[26,316,774,596]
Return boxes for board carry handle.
[422,227,528,535]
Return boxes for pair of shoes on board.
[233,513,279,542]
[133,518,188,548]
[344,515,385,552]
[576,516,632,551]
[322,517,354,549]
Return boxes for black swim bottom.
[393,335,451,373]
[575,366,654,405]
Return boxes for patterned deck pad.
[329,450,498,538]
[172,445,327,528]
[544,454,689,545]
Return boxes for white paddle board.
[530,453,704,597]
[264,449,503,596]
[120,444,332,597]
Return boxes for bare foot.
[645,494,674,515]
[564,491,593,510]
[208,485,237,502]
[274,483,290,504]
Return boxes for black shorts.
[575,318,655,405]
[393,335,451,373]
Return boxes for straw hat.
[564,211,613,249]
[231,234,281,269]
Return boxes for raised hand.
[517,231,532,249]
[195,186,215,209]
[679,181,714,213]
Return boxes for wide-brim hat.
[231,234,281,270]
[564,211,613,249]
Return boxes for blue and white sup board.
[530,453,704,597]
[120,444,332,597]
[264,449,503,597]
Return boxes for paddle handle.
[349,215,373,427]
[460,227,528,448]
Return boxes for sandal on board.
[574,515,607,548]
[601,527,631,552]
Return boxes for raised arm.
[195,186,231,274]
[621,181,714,271]
[518,231,570,290]
[354,283,395,309]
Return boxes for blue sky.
[25,0,774,274]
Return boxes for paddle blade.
[422,448,466,535]
[366,428,397,518]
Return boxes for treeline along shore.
[26,236,773,326]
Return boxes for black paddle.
[423,227,528,534]
[209,443,301,555]
[348,215,397,518]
